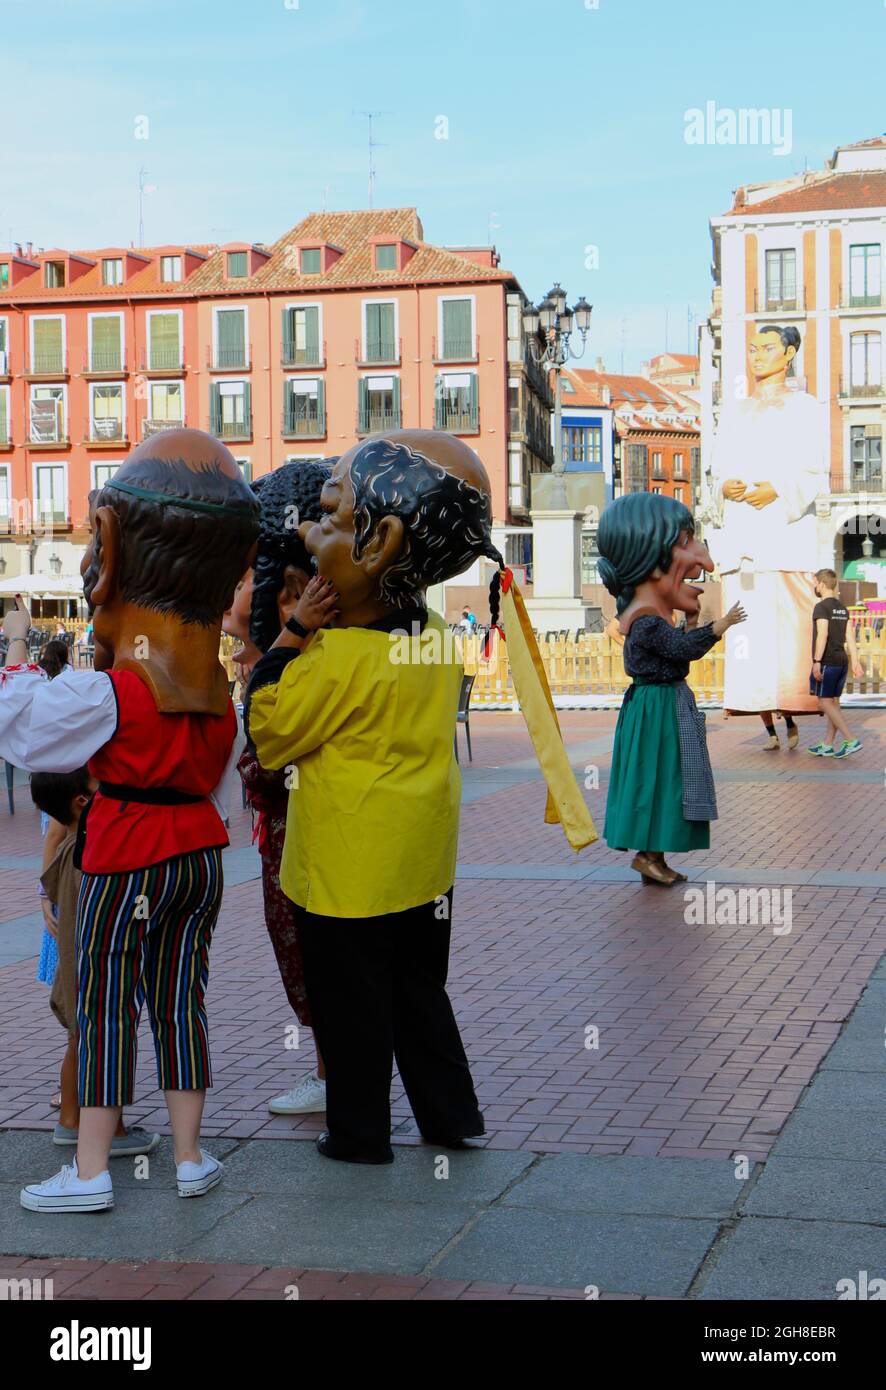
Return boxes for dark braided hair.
[348,437,498,609]
[249,460,334,652]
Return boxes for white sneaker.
[176,1151,223,1198]
[268,1072,327,1115]
[20,1157,113,1213]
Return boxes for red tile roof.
[0,210,514,303]
[650,353,698,368]
[726,170,886,216]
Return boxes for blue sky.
[2,0,884,369]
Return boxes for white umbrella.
[0,572,84,599]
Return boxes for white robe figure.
[705,389,829,713]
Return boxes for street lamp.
[49,553,62,577]
[524,282,594,507]
[0,555,6,576]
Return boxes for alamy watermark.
[684,102,792,157]
[684,882,793,936]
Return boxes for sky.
[2,0,885,371]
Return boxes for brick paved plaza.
[1,708,884,1299]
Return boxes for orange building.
[0,209,552,579]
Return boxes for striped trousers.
[75,849,223,1107]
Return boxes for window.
[31,317,64,374]
[375,244,397,271]
[93,462,120,490]
[210,381,251,440]
[145,381,183,435]
[44,260,65,289]
[148,312,181,370]
[0,317,7,374]
[358,376,400,433]
[673,452,685,477]
[440,298,474,360]
[89,314,123,372]
[91,384,124,441]
[0,465,10,529]
[651,485,663,495]
[235,458,253,484]
[214,308,247,368]
[851,425,882,490]
[284,379,325,436]
[300,248,321,274]
[282,305,321,366]
[849,244,881,307]
[0,387,9,445]
[30,386,65,443]
[227,251,247,279]
[652,451,664,477]
[160,255,182,283]
[435,372,478,433]
[0,263,9,289]
[562,426,602,468]
[364,302,397,362]
[765,249,797,309]
[674,486,684,505]
[35,464,67,524]
[102,258,123,286]
[850,332,882,391]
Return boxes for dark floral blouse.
[623,615,720,683]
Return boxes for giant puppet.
[598,492,746,886]
[0,429,259,1214]
[705,325,829,720]
[244,429,596,1164]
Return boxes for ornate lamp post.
[523,285,593,507]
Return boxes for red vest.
[83,669,236,874]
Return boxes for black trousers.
[298,892,484,1158]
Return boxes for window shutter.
[217,310,244,364]
[470,372,479,426]
[358,378,367,429]
[0,391,6,439]
[392,376,401,425]
[34,319,62,366]
[304,307,320,361]
[243,382,251,430]
[92,317,121,370]
[316,379,325,430]
[442,299,472,355]
[150,313,179,365]
[210,384,220,434]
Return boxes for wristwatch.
[285,617,310,639]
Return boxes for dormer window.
[160,255,182,283]
[375,244,397,271]
[301,249,321,275]
[227,251,247,279]
[0,263,8,289]
[45,260,66,289]
[102,258,123,286]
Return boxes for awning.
[0,573,84,599]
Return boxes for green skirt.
[604,684,709,853]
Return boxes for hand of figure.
[712,603,747,637]
[812,661,822,680]
[2,595,31,643]
[722,479,747,501]
[41,901,59,939]
[743,481,778,509]
[290,576,340,631]
[853,662,864,679]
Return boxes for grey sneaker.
[268,1072,327,1115]
[53,1125,161,1157]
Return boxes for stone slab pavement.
[0,709,884,1298]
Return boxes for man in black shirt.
[808,569,863,757]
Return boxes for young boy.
[30,769,160,1158]
[807,569,864,758]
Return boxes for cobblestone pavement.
[1,708,883,1298]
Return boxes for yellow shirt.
[247,611,463,918]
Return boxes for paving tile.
[698,1218,886,1301]
[500,1153,748,1218]
[744,1156,886,1224]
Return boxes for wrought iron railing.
[357,407,401,435]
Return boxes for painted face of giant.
[749,329,795,387]
[299,430,494,610]
[652,530,714,617]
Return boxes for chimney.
[641,359,650,378]
[14,243,22,257]
[595,356,605,373]
[602,386,612,405]
[26,241,33,258]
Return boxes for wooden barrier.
[460,627,886,705]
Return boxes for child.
[598,492,746,886]
[807,569,864,758]
[30,769,160,1157]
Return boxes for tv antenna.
[354,110,388,209]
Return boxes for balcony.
[211,415,253,442]
[281,339,326,369]
[356,338,401,367]
[753,288,805,314]
[140,349,184,375]
[88,417,126,445]
[356,407,401,436]
[208,345,252,372]
[84,350,126,377]
[435,404,479,435]
[523,348,553,406]
[839,376,885,401]
[432,336,478,365]
[830,469,884,494]
[142,418,184,438]
[839,286,883,311]
[25,351,67,379]
[282,410,325,440]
